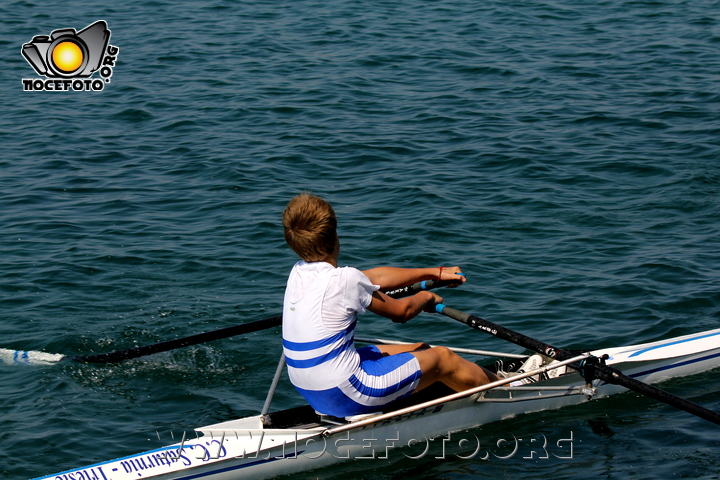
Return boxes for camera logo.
[21,20,120,91]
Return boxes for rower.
[281,193,498,419]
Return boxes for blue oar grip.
[435,303,446,314]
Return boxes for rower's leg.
[410,346,498,393]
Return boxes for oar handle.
[72,315,282,364]
[435,303,720,427]
[384,279,460,299]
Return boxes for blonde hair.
[282,193,337,262]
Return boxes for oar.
[74,280,452,364]
[1,278,456,366]
[435,303,720,426]
[0,315,282,366]
[73,314,283,364]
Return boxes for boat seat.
[344,412,383,422]
[316,411,383,425]
[316,413,346,425]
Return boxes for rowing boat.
[35,326,720,480]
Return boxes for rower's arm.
[367,290,441,324]
[362,266,465,290]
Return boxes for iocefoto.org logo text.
[21,20,120,91]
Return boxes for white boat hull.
[38,328,720,480]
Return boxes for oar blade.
[0,348,66,366]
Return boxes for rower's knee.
[431,346,459,369]
[413,346,464,378]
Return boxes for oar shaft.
[72,315,282,364]
[42,279,449,365]
[438,305,570,360]
[593,363,720,425]
[437,303,720,426]
[73,278,443,364]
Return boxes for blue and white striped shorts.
[293,346,421,418]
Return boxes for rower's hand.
[422,292,444,313]
[439,266,466,287]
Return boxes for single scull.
[36,326,720,480]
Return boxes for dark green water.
[2,1,719,478]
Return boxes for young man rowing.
[282,193,498,418]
